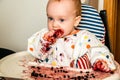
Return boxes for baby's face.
[46,0,80,37]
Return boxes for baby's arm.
[89,46,116,72]
[72,30,116,71]
[28,28,64,61]
[86,31,116,72]
[27,28,52,60]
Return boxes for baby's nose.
[53,21,59,28]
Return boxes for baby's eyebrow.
[46,14,53,18]
[46,13,50,17]
[57,16,66,19]
[46,14,49,17]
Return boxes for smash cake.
[22,60,120,80]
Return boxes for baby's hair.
[70,0,81,16]
[73,0,81,16]
[47,0,81,16]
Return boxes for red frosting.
[45,29,64,44]
[41,29,64,53]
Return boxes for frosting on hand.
[93,59,110,72]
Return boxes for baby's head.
[46,0,81,37]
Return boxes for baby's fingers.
[93,60,110,72]
[100,63,110,72]
[43,31,54,40]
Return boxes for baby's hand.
[93,59,110,72]
[43,29,64,44]
[43,30,54,40]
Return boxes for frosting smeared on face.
[53,29,64,38]
[47,29,64,44]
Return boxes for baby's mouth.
[53,29,64,38]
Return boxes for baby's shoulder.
[78,29,93,35]
[76,29,96,39]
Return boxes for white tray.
[0,51,35,79]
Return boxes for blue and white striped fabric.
[77,4,105,43]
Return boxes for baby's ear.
[74,16,81,27]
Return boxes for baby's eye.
[60,19,64,22]
[48,17,53,21]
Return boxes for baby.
[28,0,116,72]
